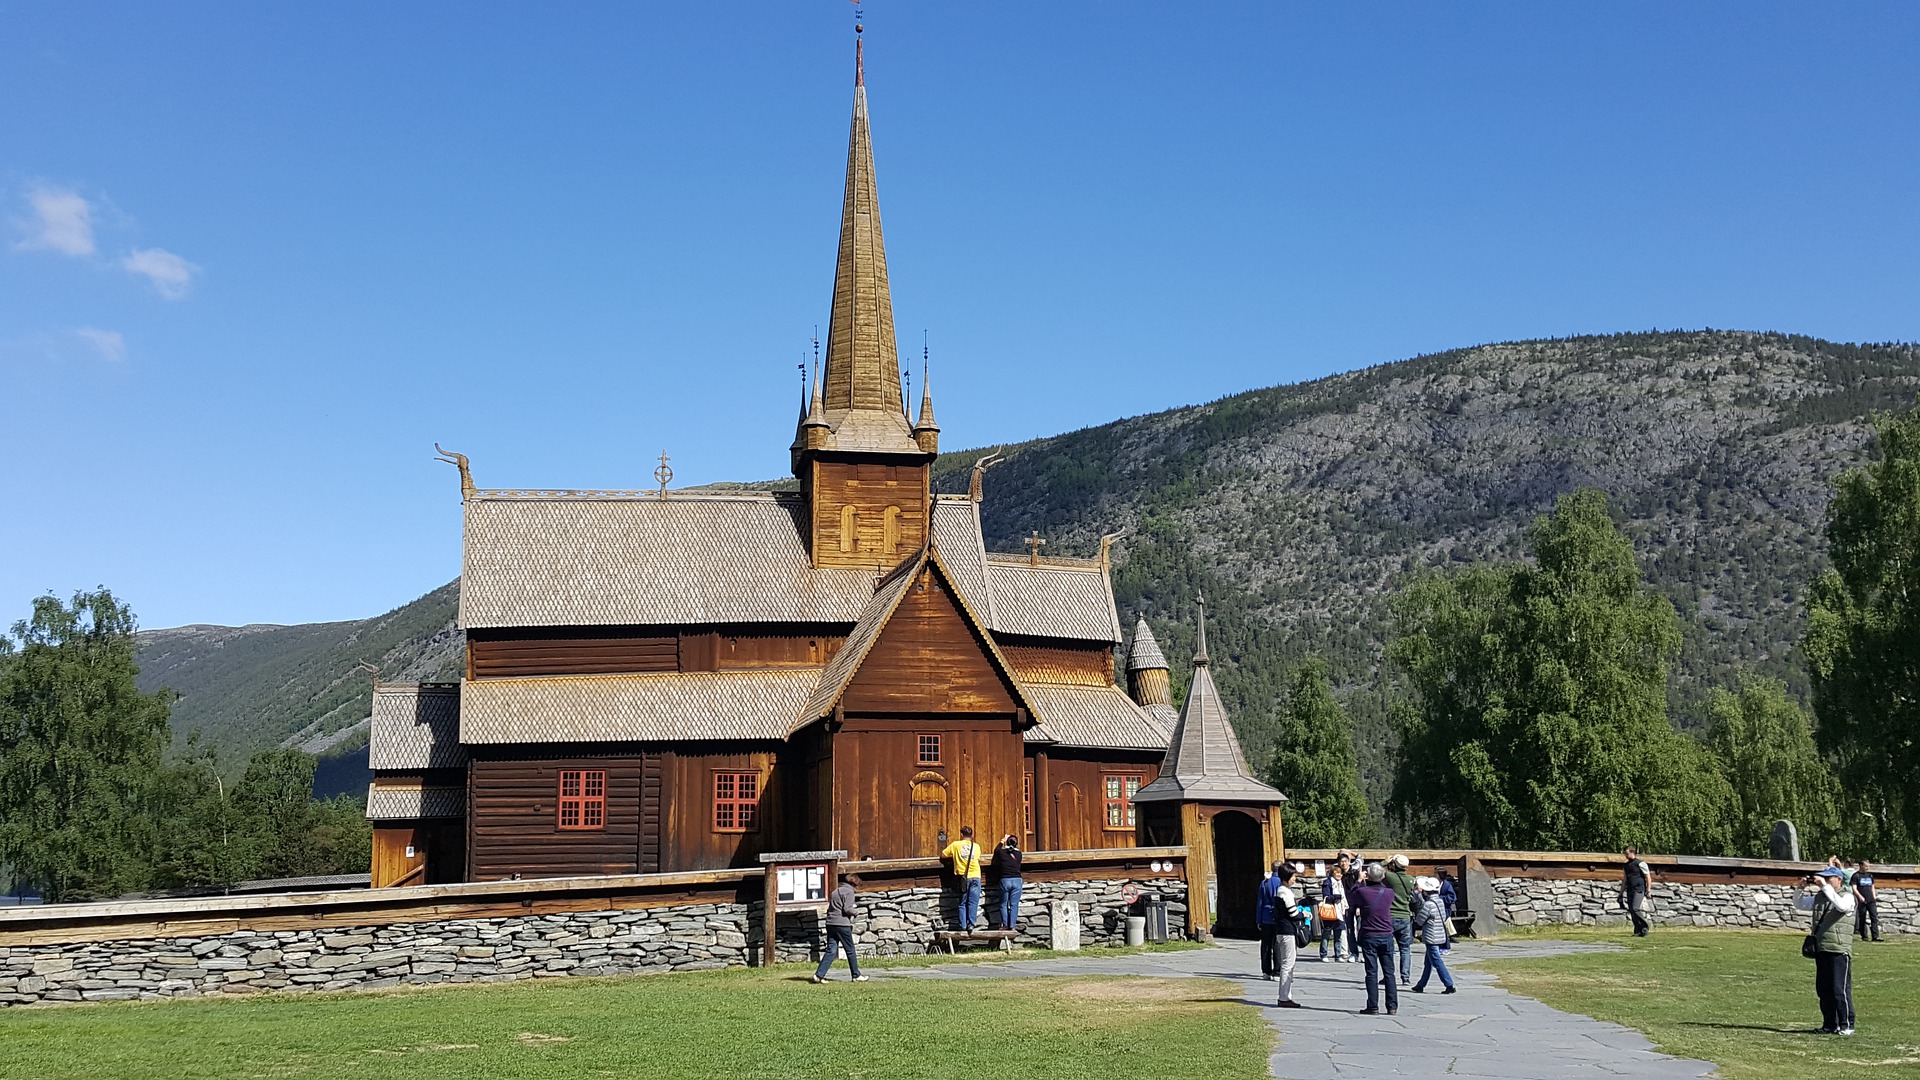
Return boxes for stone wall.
[0,875,1184,1007]
[1490,877,1917,934]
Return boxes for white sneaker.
[852,975,870,982]
[1839,1027,1855,1036]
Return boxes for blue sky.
[3,3,1916,630]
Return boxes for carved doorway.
[1053,781,1090,851]
[909,773,949,857]
[1211,809,1263,938]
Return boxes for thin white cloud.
[121,247,199,299]
[74,327,127,362]
[15,186,96,256]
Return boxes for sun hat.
[1417,876,1439,893]
[1389,854,1410,870]
[1817,867,1846,878]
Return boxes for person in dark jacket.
[811,874,870,983]
[1621,847,1653,937]
[1435,868,1459,921]
[1256,860,1286,979]
[1339,852,1363,963]
[1350,863,1399,1015]
[993,834,1025,931]
[1853,860,1881,942]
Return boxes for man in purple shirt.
[1349,862,1399,1015]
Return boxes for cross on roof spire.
[1025,531,1047,566]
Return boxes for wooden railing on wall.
[0,847,1190,949]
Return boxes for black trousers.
[1856,898,1880,940]
[1259,925,1278,975]
[1814,951,1854,1031]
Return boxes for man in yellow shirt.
[942,826,987,931]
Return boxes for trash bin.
[1125,915,1146,946]
[1142,893,1170,943]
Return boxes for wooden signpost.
[757,850,845,968]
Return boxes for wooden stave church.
[364,36,1284,896]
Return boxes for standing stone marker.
[1771,819,1800,863]
[1050,901,1081,951]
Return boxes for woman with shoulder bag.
[1317,854,1350,962]
[1797,867,1857,1035]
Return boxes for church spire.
[813,28,921,455]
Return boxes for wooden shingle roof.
[459,492,874,629]
[460,668,821,744]
[367,683,466,771]
[1132,603,1287,805]
[1020,682,1173,751]
[365,784,465,821]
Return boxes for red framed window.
[917,733,942,765]
[1104,774,1144,830]
[713,771,760,832]
[557,769,606,830]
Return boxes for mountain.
[136,331,1920,809]
[135,581,463,789]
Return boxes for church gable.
[839,561,1019,716]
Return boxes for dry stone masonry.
[0,876,1182,1007]
[1490,876,1918,932]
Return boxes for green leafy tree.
[1389,489,1736,853]
[1806,402,1920,859]
[1705,679,1838,857]
[1267,660,1374,847]
[0,591,173,901]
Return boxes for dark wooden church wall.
[1035,750,1162,852]
[839,569,1017,715]
[831,720,1025,861]
[468,754,646,880]
[467,626,844,678]
[658,746,789,871]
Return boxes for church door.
[909,775,949,857]
[1210,809,1264,938]
[1053,782,1090,851]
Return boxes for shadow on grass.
[1677,1021,1828,1035]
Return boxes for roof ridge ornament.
[434,443,476,502]
[653,451,673,499]
[1193,595,1209,666]
[969,451,1003,503]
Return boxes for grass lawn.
[1482,928,1920,1079]
[0,958,1268,1080]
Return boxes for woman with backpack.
[1409,876,1456,994]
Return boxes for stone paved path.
[876,938,1717,1079]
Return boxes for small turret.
[913,362,939,454]
[1127,615,1172,708]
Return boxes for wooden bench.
[930,930,1019,954]
[1450,913,1478,939]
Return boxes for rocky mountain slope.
[137,331,1920,806]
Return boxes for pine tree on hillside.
[1267,659,1374,848]
[1807,399,1920,860]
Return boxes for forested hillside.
[934,330,1920,801]
[137,331,1920,813]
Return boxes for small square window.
[917,733,942,765]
